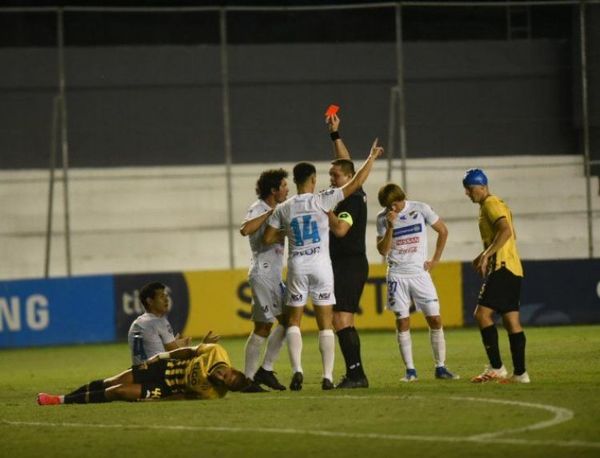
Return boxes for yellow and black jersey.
[163,344,230,400]
[479,195,523,277]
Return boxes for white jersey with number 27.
[268,188,344,271]
[376,200,439,276]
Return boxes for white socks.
[262,324,286,371]
[286,326,303,373]
[429,327,446,368]
[397,330,415,370]
[244,332,266,378]
[318,329,335,381]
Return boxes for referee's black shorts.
[332,255,369,313]
[478,266,522,314]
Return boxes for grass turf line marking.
[255,394,574,438]
[3,396,597,449]
[3,419,599,450]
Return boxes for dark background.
[0,1,598,170]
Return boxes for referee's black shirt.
[329,187,367,259]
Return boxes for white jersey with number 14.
[268,187,344,271]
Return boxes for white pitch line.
[3,395,598,450]
[454,396,575,440]
[2,419,599,450]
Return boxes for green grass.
[1,325,600,458]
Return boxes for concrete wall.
[1,155,598,280]
[0,39,582,169]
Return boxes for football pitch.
[1,325,599,458]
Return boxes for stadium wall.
[0,39,579,169]
[1,259,599,349]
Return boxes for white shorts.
[386,271,440,319]
[286,264,336,307]
[249,275,285,323]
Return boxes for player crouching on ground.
[37,343,251,405]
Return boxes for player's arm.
[376,210,397,256]
[327,114,352,160]
[240,209,274,236]
[473,217,511,276]
[148,344,207,363]
[263,224,281,245]
[425,219,448,272]
[340,138,383,199]
[328,211,352,238]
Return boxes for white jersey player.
[239,169,289,391]
[128,312,176,366]
[127,282,190,365]
[263,139,383,391]
[376,183,459,382]
[127,282,218,366]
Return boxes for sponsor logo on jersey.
[392,224,422,237]
[291,293,303,302]
[395,246,418,255]
[409,211,418,219]
[318,292,331,300]
[395,236,419,246]
[291,246,321,257]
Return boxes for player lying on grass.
[37,343,253,405]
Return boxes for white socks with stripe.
[429,327,446,368]
[318,329,335,381]
[262,324,286,371]
[244,332,266,378]
[286,326,303,374]
[397,330,415,370]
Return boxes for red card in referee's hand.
[325,104,340,117]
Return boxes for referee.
[326,113,369,388]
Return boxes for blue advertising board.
[462,259,600,326]
[0,275,115,348]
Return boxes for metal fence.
[0,1,598,279]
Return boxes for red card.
[325,104,340,117]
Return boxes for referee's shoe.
[336,375,369,389]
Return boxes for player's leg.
[502,311,528,380]
[285,270,310,391]
[472,268,520,382]
[286,305,305,390]
[254,315,287,391]
[311,269,336,390]
[333,256,369,388]
[471,304,507,382]
[395,315,417,382]
[254,281,287,390]
[413,274,459,380]
[314,304,335,390]
[244,321,272,378]
[496,268,528,382]
[387,275,416,382]
[63,367,133,398]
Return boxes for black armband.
[330,131,340,141]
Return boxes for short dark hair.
[255,168,288,200]
[378,183,406,208]
[139,282,166,310]
[330,159,355,176]
[293,162,316,185]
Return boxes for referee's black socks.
[336,326,366,379]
